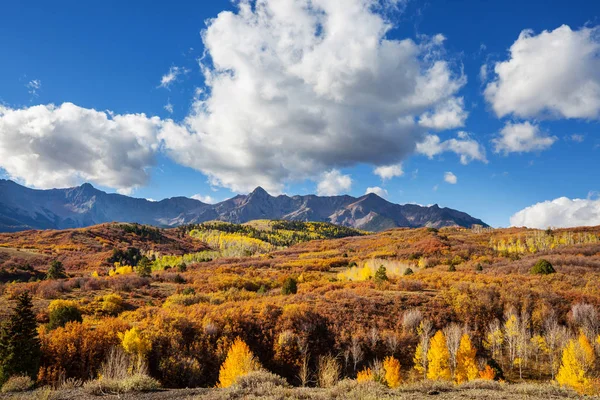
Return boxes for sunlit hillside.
[0,222,599,396]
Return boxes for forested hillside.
[0,222,599,396]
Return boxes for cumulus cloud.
[159,0,467,193]
[0,103,162,194]
[191,194,217,204]
[493,121,557,154]
[416,131,487,164]
[365,186,388,198]
[484,25,600,119]
[374,163,404,180]
[444,171,457,184]
[317,169,352,196]
[418,97,467,130]
[159,66,187,89]
[164,102,174,114]
[510,197,600,228]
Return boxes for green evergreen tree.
[46,260,66,280]
[530,259,555,275]
[135,256,152,278]
[281,277,298,295]
[375,265,388,282]
[0,292,41,384]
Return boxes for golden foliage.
[218,337,261,388]
[383,356,401,388]
[47,299,78,313]
[119,327,151,357]
[556,335,594,395]
[356,367,373,383]
[413,342,426,377]
[455,334,478,384]
[427,330,451,381]
[108,263,133,276]
[479,365,496,380]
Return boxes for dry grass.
[0,381,581,400]
[0,375,34,393]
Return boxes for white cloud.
[416,131,487,164]
[317,169,352,196]
[159,66,187,89]
[444,171,457,184]
[484,25,600,119]
[570,134,585,143]
[164,102,174,114]
[493,121,557,154]
[510,197,600,228]
[191,194,217,204]
[0,102,162,193]
[374,163,404,180]
[479,63,488,83]
[26,80,42,97]
[159,0,467,193]
[365,186,388,198]
[418,97,467,130]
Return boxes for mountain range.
[0,179,488,232]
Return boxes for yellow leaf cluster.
[383,356,401,388]
[556,333,595,395]
[455,334,478,384]
[119,327,152,357]
[356,367,373,383]
[48,299,78,312]
[218,337,261,388]
[427,331,451,381]
[108,263,133,276]
[479,365,496,380]
[413,342,426,376]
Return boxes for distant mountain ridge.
[0,180,488,232]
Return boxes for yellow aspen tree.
[483,319,503,362]
[455,334,478,384]
[413,342,426,377]
[577,332,595,371]
[556,339,593,395]
[414,320,433,379]
[119,327,152,374]
[427,330,451,381]
[218,337,261,388]
[504,313,519,366]
[383,356,401,388]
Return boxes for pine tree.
[135,256,152,278]
[427,330,451,381]
[218,338,261,388]
[46,260,66,280]
[383,356,401,388]
[455,334,478,384]
[0,292,41,384]
[374,266,388,282]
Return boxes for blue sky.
[1,0,600,228]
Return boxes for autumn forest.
[1,221,600,398]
